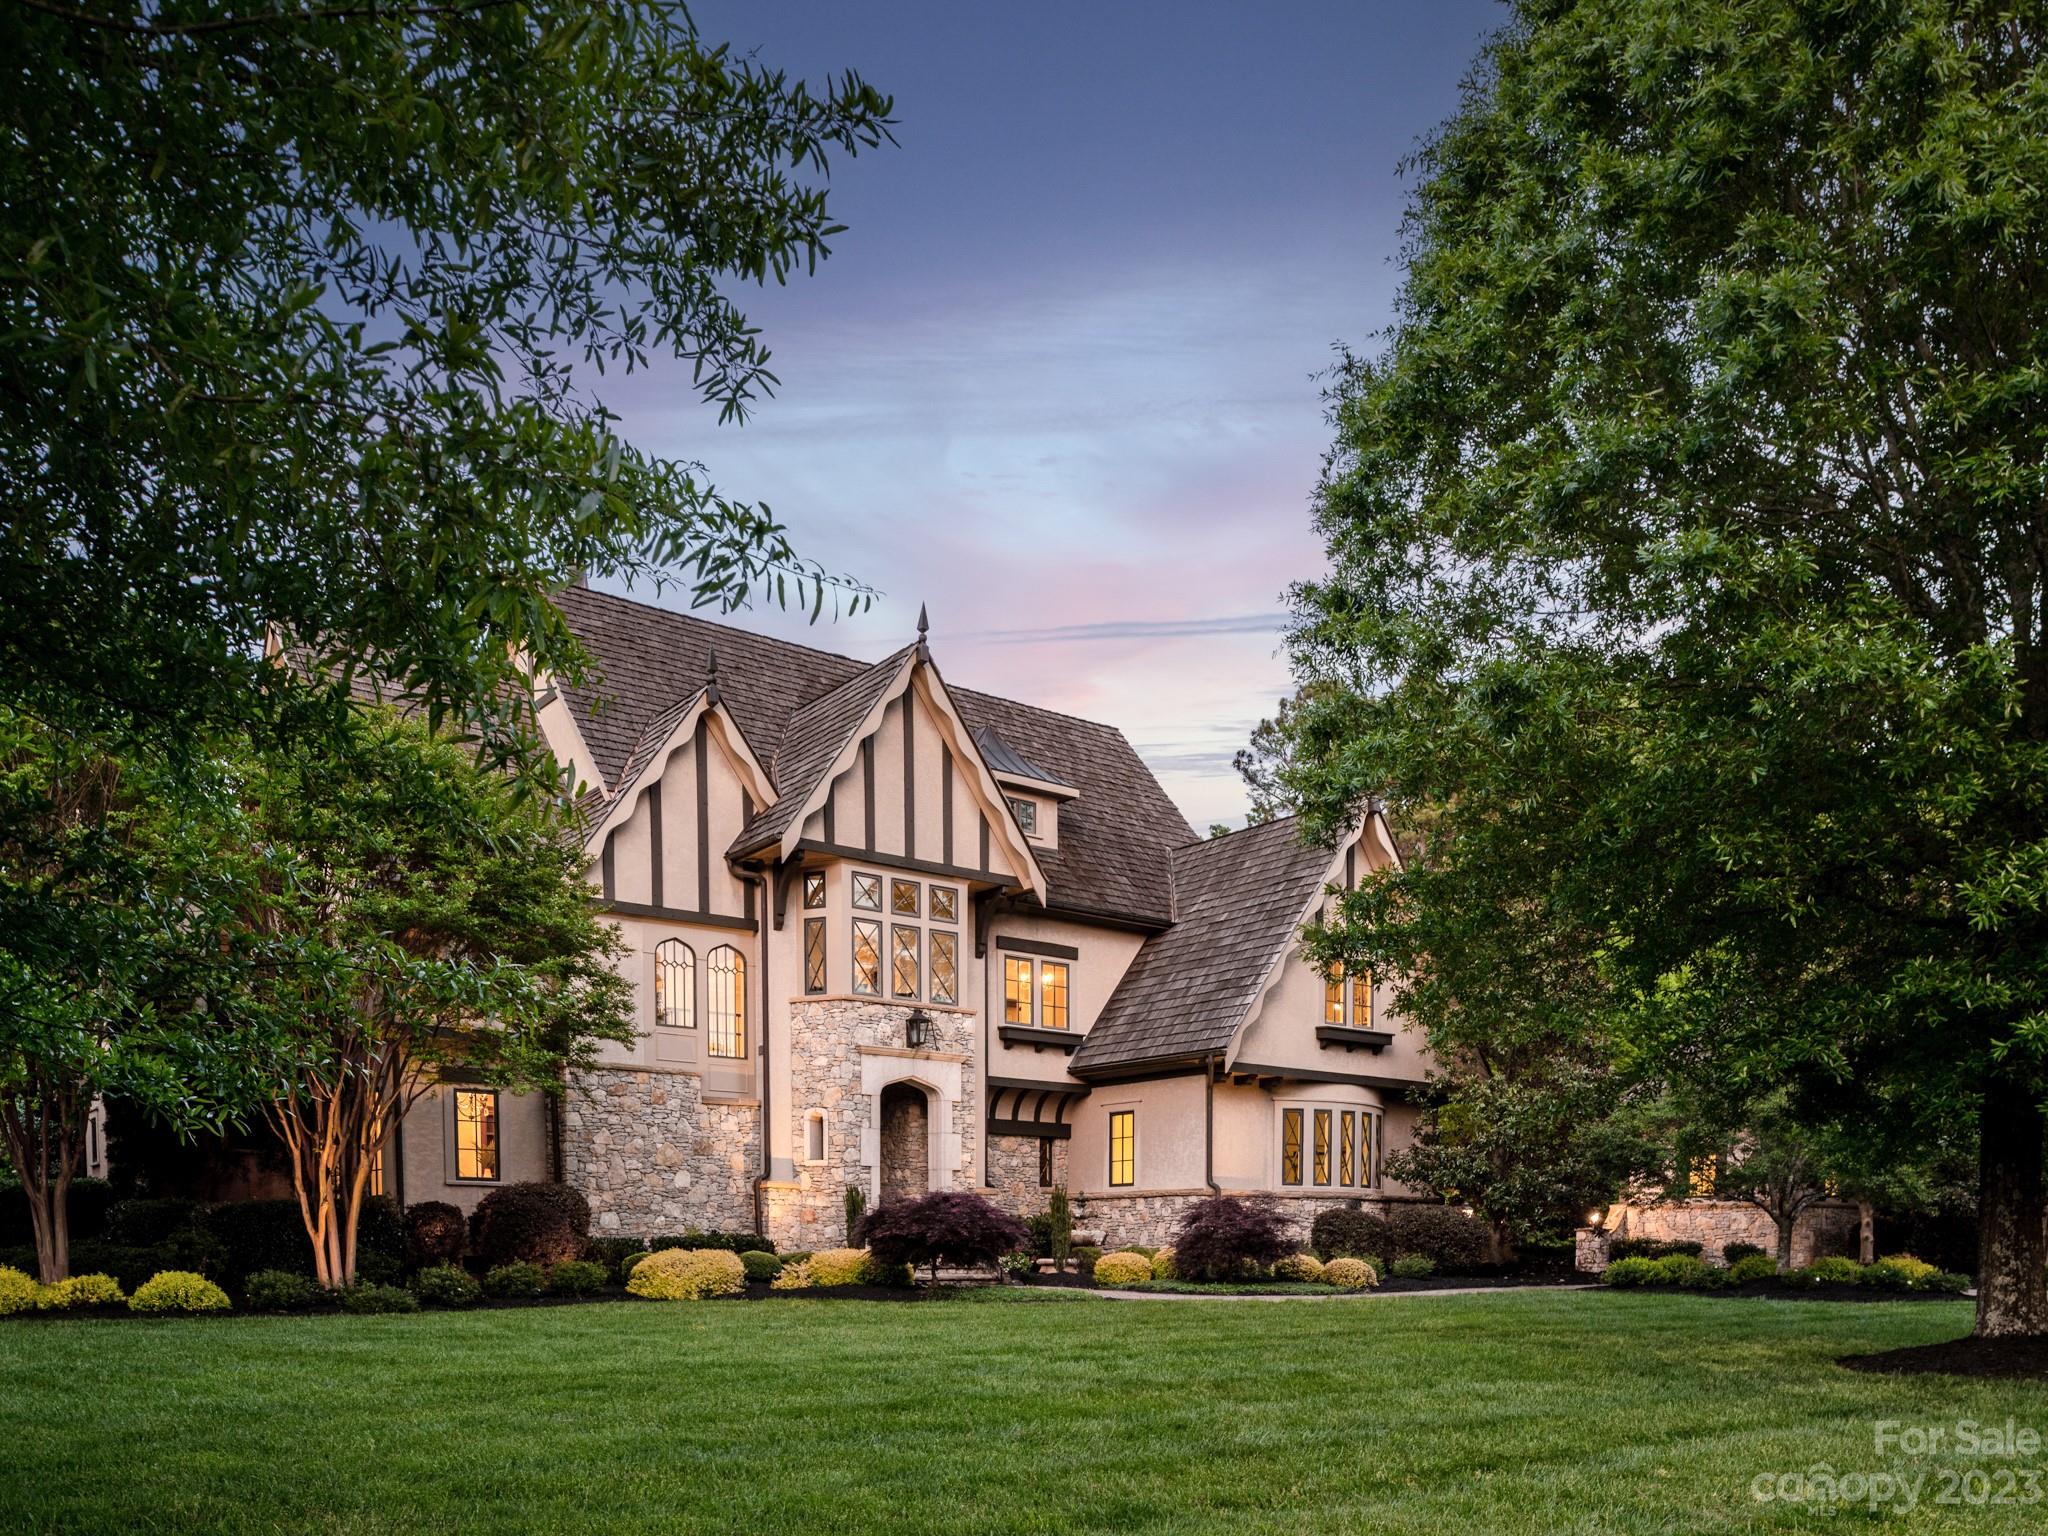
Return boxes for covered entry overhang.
[986,1076,1090,1140]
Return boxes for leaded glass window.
[1039,961,1069,1030]
[803,871,826,909]
[930,886,958,923]
[654,939,695,1031]
[1008,796,1038,835]
[929,930,958,1006]
[891,878,920,916]
[1280,1108,1303,1186]
[852,919,881,995]
[1313,1109,1332,1186]
[852,872,882,911]
[803,918,827,994]
[1340,1111,1357,1187]
[1038,1138,1053,1187]
[1003,956,1032,1024]
[891,924,920,998]
[454,1089,499,1181]
[1108,1110,1134,1187]
[707,945,746,1057]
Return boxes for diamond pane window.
[654,939,695,1030]
[1313,1110,1332,1185]
[891,925,920,999]
[455,1090,499,1181]
[852,872,882,911]
[803,872,826,909]
[1108,1110,1134,1188]
[1003,957,1032,1024]
[1008,796,1038,835]
[707,945,746,1057]
[1280,1108,1303,1186]
[852,920,881,996]
[891,878,920,916]
[1340,1111,1357,1187]
[803,918,827,994]
[930,886,958,923]
[1038,1137,1053,1187]
[1039,962,1069,1030]
[929,930,958,1006]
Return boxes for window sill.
[999,1024,1081,1053]
[1315,1025,1394,1053]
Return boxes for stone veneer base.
[560,1067,759,1238]
[1078,1190,1414,1251]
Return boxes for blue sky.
[599,1,1506,829]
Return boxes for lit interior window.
[929,930,958,1006]
[1039,961,1069,1030]
[803,871,826,909]
[891,925,921,998]
[1003,956,1032,1024]
[891,878,920,916]
[1108,1110,1134,1187]
[654,939,695,1030]
[852,919,882,995]
[707,945,746,1057]
[1280,1108,1303,1186]
[930,886,958,923]
[454,1090,499,1181]
[803,918,827,994]
[852,872,882,911]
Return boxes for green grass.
[4,1291,2045,1533]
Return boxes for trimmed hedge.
[0,1265,39,1315]
[404,1201,467,1269]
[739,1250,782,1283]
[1388,1254,1438,1280]
[1310,1207,1394,1263]
[1322,1257,1378,1290]
[244,1270,319,1311]
[1092,1252,1154,1286]
[412,1264,482,1307]
[469,1183,590,1269]
[1385,1206,1489,1272]
[130,1270,230,1313]
[1272,1252,1325,1282]
[627,1248,745,1300]
[548,1260,608,1297]
[339,1282,419,1315]
[482,1262,547,1299]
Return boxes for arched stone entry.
[877,1082,931,1202]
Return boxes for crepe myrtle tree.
[2,0,889,775]
[0,711,275,1281]
[242,711,633,1289]
[1278,1,2048,1337]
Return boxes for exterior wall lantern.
[904,1007,932,1051]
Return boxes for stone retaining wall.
[1575,1199,1863,1273]
[1078,1190,1412,1251]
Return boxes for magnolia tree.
[1279,1,2048,1338]
[243,715,632,1288]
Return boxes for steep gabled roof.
[1071,817,1337,1075]
[974,725,1070,789]
[726,645,914,859]
[550,586,1195,927]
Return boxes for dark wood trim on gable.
[822,774,836,844]
[1227,1059,1419,1095]
[902,696,916,861]
[694,717,711,911]
[647,780,664,909]
[790,840,1022,893]
[995,935,1080,961]
[978,814,990,873]
[941,744,954,866]
[601,900,757,933]
[600,830,615,901]
[861,737,876,851]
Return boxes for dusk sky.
[599,1,1507,830]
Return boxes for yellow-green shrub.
[1273,1252,1325,1282]
[769,1259,814,1290]
[1152,1247,1177,1279]
[1878,1253,1938,1283]
[804,1248,870,1288]
[37,1273,125,1310]
[1092,1251,1154,1285]
[1321,1257,1378,1290]
[130,1270,231,1313]
[0,1265,39,1316]
[626,1248,745,1301]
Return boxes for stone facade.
[878,1084,930,1200]
[560,1067,759,1237]
[1079,1190,1406,1251]
[1575,1199,1864,1273]
[771,997,982,1248]
[984,1133,1068,1218]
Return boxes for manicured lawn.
[3,1291,2045,1533]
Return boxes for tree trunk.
[1974,1075,2048,1338]
[1857,1199,1876,1265]
[2,1087,79,1282]
[1773,1211,1795,1272]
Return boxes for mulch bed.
[1839,1336,2048,1380]
[1016,1268,1583,1295]
[1680,1282,1968,1306]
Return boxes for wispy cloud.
[961,613,1286,645]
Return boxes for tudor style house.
[381,587,1432,1249]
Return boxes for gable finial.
[704,645,721,705]
[916,602,930,662]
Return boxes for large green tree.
[3,0,888,761]
[243,712,632,1288]
[1280,2,2048,1335]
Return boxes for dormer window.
[1324,962,1373,1027]
[1008,797,1038,836]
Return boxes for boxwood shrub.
[1388,1254,1438,1280]
[130,1270,231,1313]
[1721,1242,1767,1265]
[1272,1252,1325,1282]
[627,1248,745,1300]
[0,1264,41,1315]
[244,1269,319,1311]
[1091,1251,1154,1286]
[411,1264,482,1308]
[1386,1206,1489,1272]
[1725,1253,1780,1285]
[1310,1207,1394,1263]
[38,1272,126,1310]
[1321,1256,1378,1290]
[547,1259,608,1297]
[469,1183,590,1269]
[482,1261,547,1299]
[404,1201,467,1269]
[739,1250,782,1283]
[338,1282,420,1315]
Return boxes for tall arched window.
[654,940,695,1031]
[708,944,746,1058]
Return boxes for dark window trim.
[803,917,827,995]
[995,934,1079,961]
[1108,1108,1135,1188]
[450,1087,502,1185]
